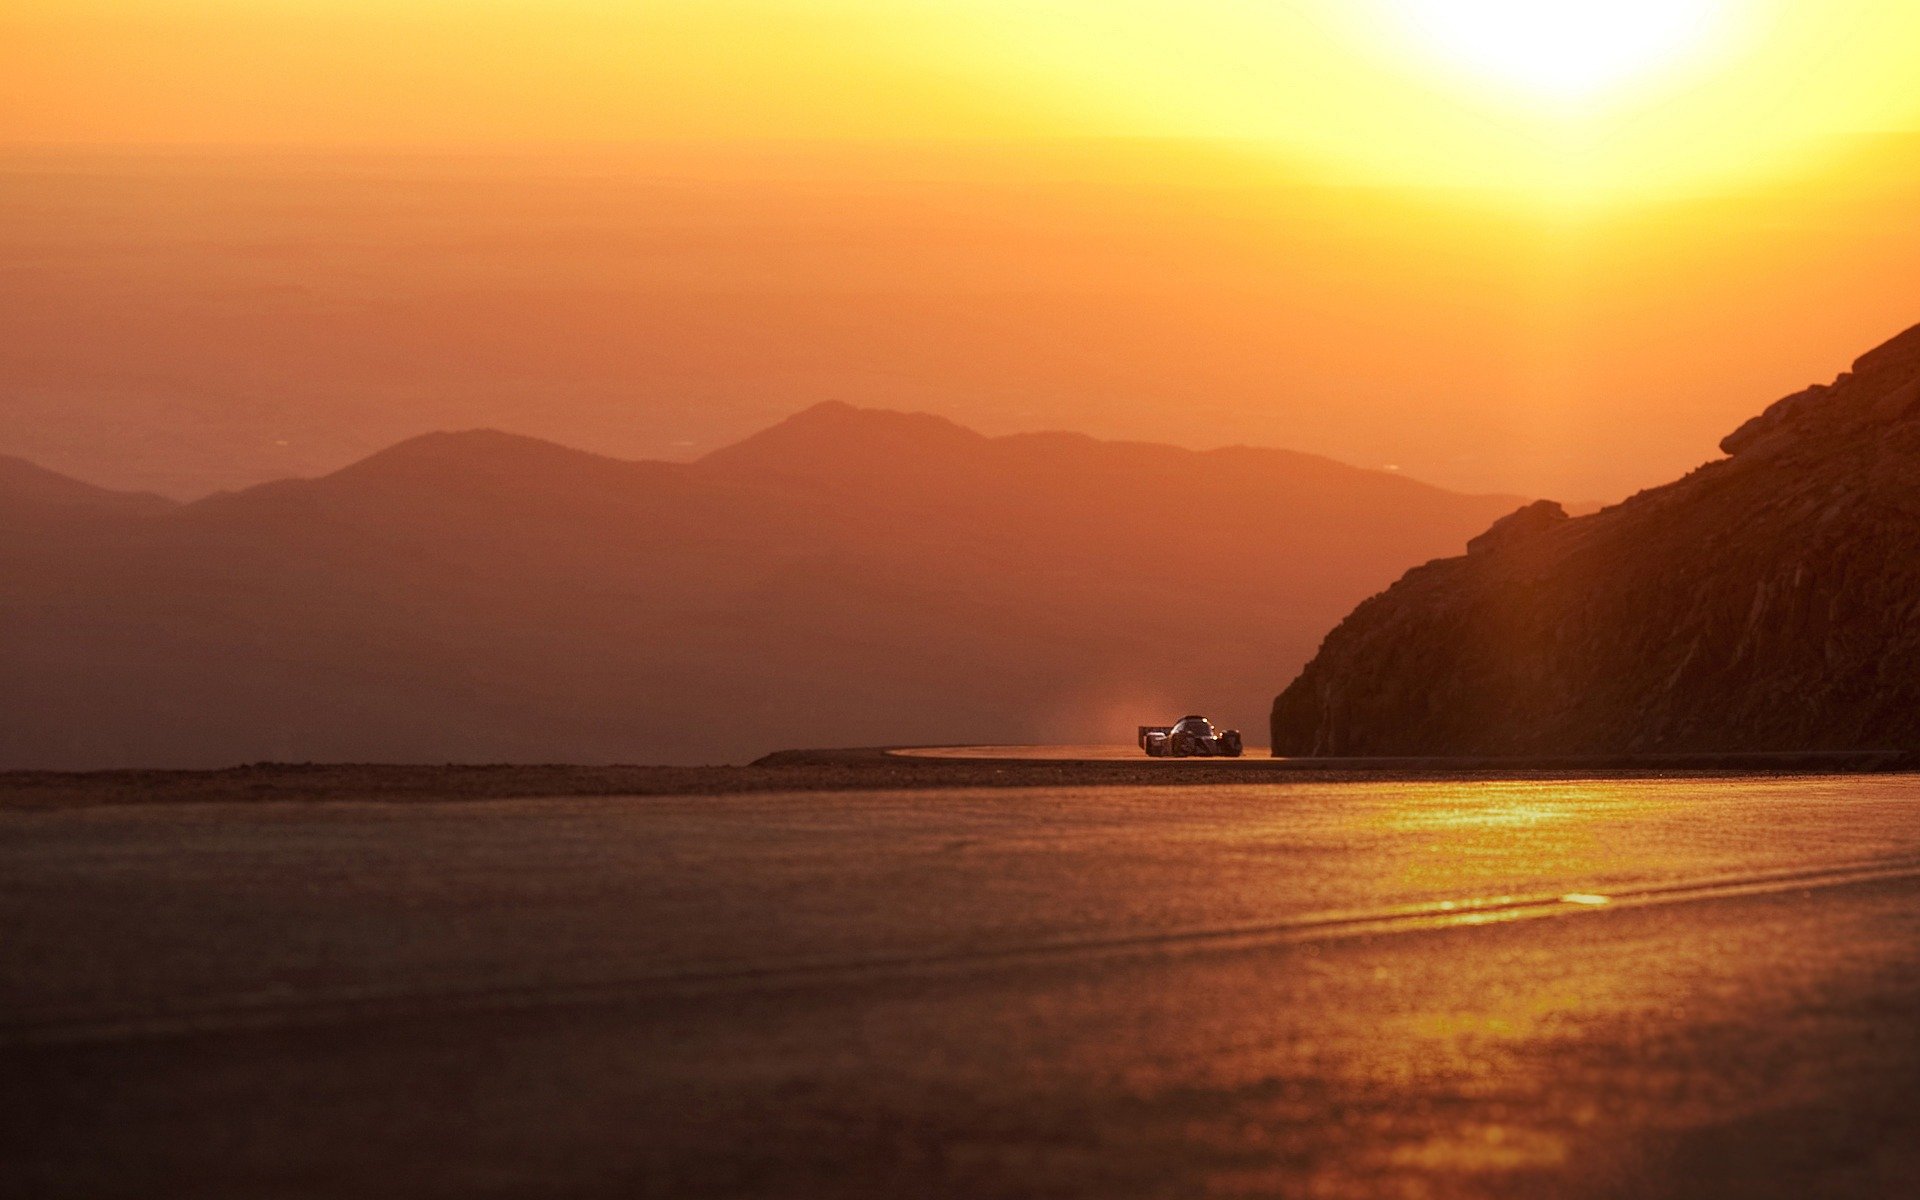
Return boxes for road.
[893,743,1277,760]
[5,775,1920,1198]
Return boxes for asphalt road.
[893,743,1277,761]
[5,775,1920,1198]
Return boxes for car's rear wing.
[1137,725,1170,749]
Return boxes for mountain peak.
[349,428,609,468]
[322,429,638,487]
[697,402,988,474]
[179,429,654,515]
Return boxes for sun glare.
[1384,0,1729,101]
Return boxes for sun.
[1383,0,1729,101]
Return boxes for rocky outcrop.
[1466,500,1568,556]
[1271,321,1920,756]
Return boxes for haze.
[5,2,1920,502]
[9,7,1920,1196]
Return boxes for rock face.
[1465,500,1568,556]
[1271,322,1920,756]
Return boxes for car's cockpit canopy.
[1172,715,1214,736]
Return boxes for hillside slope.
[1271,322,1920,756]
[3,406,1523,768]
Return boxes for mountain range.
[2,403,1523,768]
[1272,321,1920,756]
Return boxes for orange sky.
[3,2,1918,500]
[10,1,1919,192]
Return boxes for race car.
[1138,715,1244,758]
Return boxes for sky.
[4,1,1919,499]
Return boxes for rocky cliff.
[1271,322,1920,756]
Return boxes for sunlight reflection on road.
[6,775,1920,1197]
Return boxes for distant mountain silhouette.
[2,406,1522,768]
[1272,322,1920,756]
[0,455,174,519]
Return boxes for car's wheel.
[1171,732,1197,756]
[1221,731,1244,757]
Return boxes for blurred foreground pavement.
[4,776,1920,1198]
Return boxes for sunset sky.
[4,1,1919,499]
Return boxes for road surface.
[893,743,1276,760]
[5,774,1920,1197]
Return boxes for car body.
[1138,715,1244,758]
